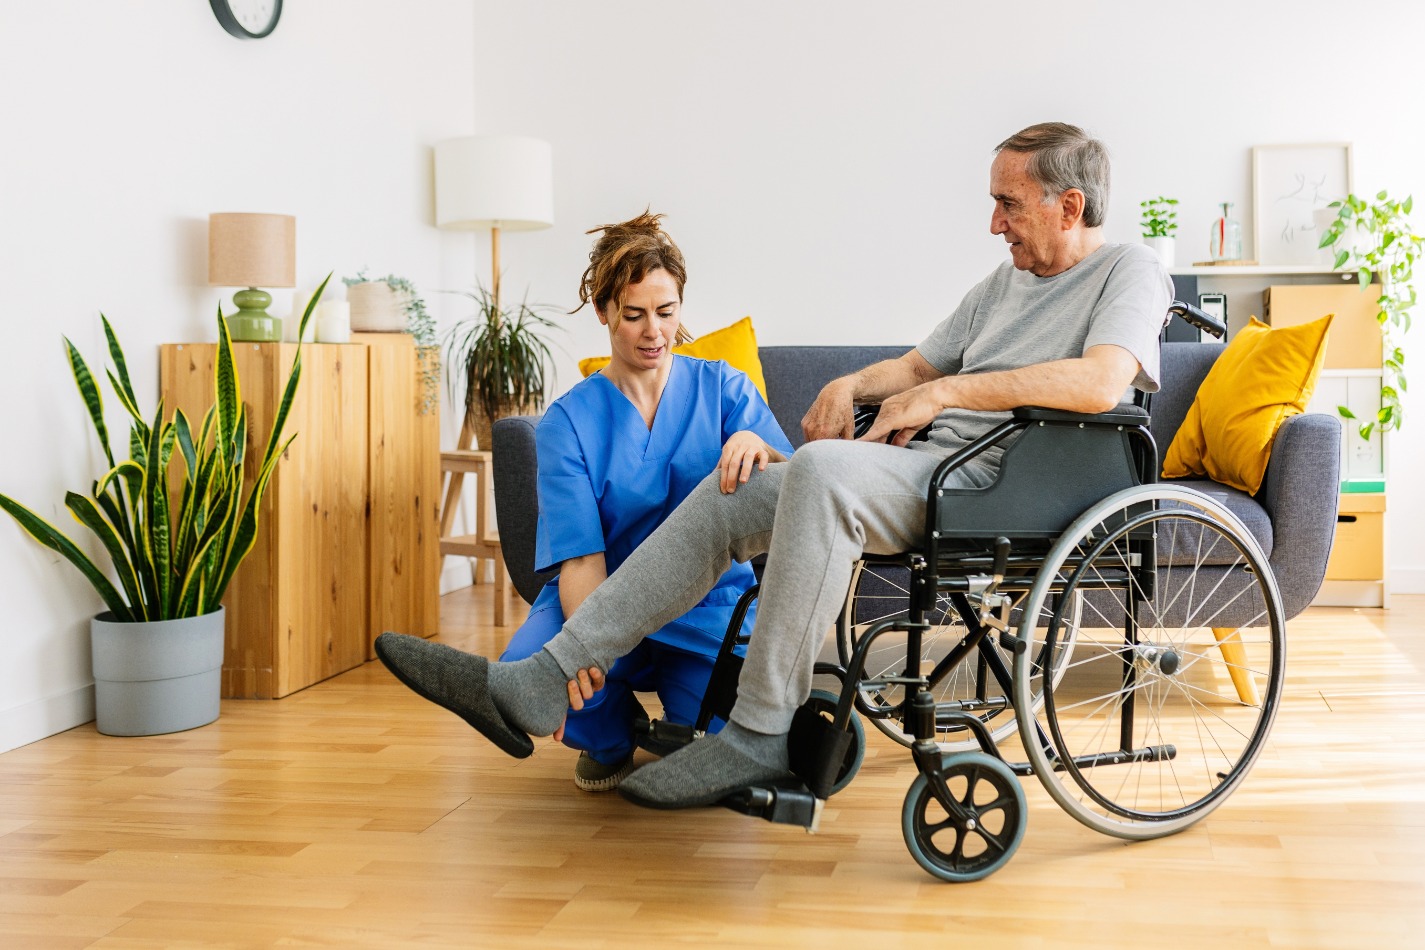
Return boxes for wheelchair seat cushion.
[1158,478,1274,564]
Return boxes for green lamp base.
[224,288,284,342]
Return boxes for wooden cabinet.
[159,336,439,699]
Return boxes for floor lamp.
[434,135,554,613]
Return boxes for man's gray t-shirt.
[912,242,1172,457]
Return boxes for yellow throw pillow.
[1162,314,1333,494]
[577,315,768,399]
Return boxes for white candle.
[287,289,318,342]
[316,300,351,344]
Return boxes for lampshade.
[208,213,296,288]
[434,135,554,231]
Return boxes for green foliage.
[1318,191,1423,438]
[1140,196,1179,238]
[344,271,441,414]
[0,278,329,622]
[444,285,560,424]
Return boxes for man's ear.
[1060,188,1086,229]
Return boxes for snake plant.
[0,275,330,623]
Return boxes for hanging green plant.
[343,271,441,415]
[1318,191,1422,438]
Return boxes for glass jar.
[1209,202,1243,261]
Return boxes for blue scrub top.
[532,356,794,657]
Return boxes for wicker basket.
[348,281,410,332]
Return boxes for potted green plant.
[444,284,559,450]
[0,277,329,736]
[1318,190,1422,439]
[1140,196,1179,269]
[343,271,441,415]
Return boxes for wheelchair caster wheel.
[804,689,865,795]
[902,751,1026,882]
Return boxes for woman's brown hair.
[574,210,693,344]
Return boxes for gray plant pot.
[90,607,225,737]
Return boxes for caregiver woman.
[499,211,793,791]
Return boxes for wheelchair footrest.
[719,781,823,833]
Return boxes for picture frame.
[1251,143,1354,267]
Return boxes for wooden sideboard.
[159,334,439,699]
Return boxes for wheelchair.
[645,301,1286,882]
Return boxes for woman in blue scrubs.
[500,211,794,791]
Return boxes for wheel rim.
[1014,485,1286,840]
[838,560,1079,752]
[901,752,1026,882]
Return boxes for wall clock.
[210,0,282,40]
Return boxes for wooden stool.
[438,421,511,626]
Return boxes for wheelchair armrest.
[1012,405,1149,428]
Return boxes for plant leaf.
[65,337,114,469]
[0,493,133,620]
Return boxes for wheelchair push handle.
[1167,299,1227,339]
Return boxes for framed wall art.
[1251,142,1354,267]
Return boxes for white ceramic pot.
[1144,236,1176,269]
[90,607,225,736]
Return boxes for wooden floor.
[2,588,1423,948]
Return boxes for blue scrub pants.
[500,601,726,765]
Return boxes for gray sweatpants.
[544,439,997,735]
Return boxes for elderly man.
[376,121,1173,809]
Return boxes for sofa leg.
[1212,627,1262,706]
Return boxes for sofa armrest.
[490,414,556,606]
[1256,412,1342,619]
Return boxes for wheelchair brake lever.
[969,537,1013,631]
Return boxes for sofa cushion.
[1162,314,1332,494]
[1159,478,1274,564]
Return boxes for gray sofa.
[491,342,1341,621]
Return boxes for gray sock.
[715,721,791,771]
[488,649,571,736]
[618,723,792,809]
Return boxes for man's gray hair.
[995,123,1110,228]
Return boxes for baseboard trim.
[0,684,95,755]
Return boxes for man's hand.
[552,667,606,742]
[717,430,782,493]
[802,378,857,442]
[857,381,945,446]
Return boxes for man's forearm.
[932,353,1130,415]
[844,352,941,403]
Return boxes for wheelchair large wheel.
[838,560,1079,752]
[1013,484,1286,840]
[902,752,1027,882]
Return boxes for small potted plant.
[444,285,560,450]
[1318,190,1422,439]
[344,271,441,415]
[0,277,329,736]
[1140,196,1179,268]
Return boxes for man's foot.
[618,727,795,809]
[374,633,565,758]
[574,751,635,792]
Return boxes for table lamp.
[434,135,553,314]
[208,212,296,342]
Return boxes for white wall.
[4,1,1422,752]
[471,0,1425,590]
[0,1,478,752]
